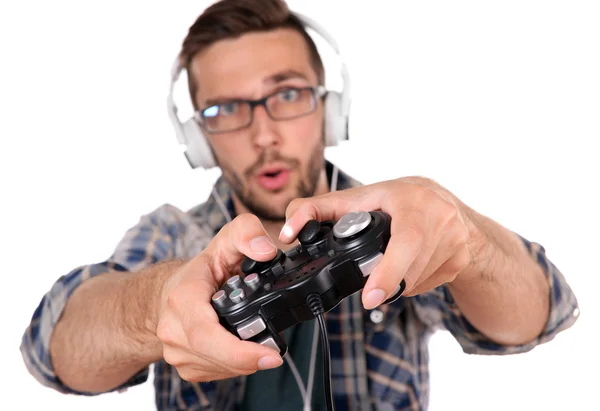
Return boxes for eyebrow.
[265,69,309,84]
[202,70,310,108]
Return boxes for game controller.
[210,210,406,356]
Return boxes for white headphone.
[166,11,351,170]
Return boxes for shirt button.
[370,309,384,324]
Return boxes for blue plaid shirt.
[20,161,579,410]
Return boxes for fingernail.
[258,356,283,370]
[279,220,294,241]
[364,289,386,309]
[249,236,276,254]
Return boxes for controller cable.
[284,319,319,411]
[307,293,335,411]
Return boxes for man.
[20,0,579,410]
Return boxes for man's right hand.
[155,213,284,382]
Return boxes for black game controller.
[210,210,406,356]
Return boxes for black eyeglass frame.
[193,85,328,134]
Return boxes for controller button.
[244,273,260,288]
[226,275,241,289]
[271,263,284,277]
[370,309,384,324]
[333,211,372,239]
[258,336,280,353]
[211,290,227,306]
[237,316,267,340]
[298,219,321,244]
[263,283,272,291]
[358,252,384,276]
[287,245,301,259]
[307,245,319,258]
[229,288,245,303]
[384,281,406,304]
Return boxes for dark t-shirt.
[238,319,326,411]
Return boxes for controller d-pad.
[333,211,372,239]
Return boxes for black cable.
[307,293,335,411]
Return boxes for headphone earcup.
[181,119,217,169]
[324,91,348,146]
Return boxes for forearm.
[447,209,550,346]
[49,260,186,393]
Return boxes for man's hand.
[156,214,284,382]
[279,177,478,310]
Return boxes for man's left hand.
[279,177,481,310]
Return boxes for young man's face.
[189,28,327,222]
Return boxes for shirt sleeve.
[411,234,580,355]
[19,204,185,395]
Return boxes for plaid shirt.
[21,161,579,411]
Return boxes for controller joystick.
[298,219,321,244]
[240,255,260,275]
[211,210,406,356]
[241,249,285,276]
[332,211,372,239]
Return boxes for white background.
[1,0,598,409]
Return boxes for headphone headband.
[167,10,351,169]
[292,12,351,115]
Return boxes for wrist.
[451,205,496,288]
[125,260,186,361]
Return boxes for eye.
[277,88,300,102]
[219,102,239,116]
[203,102,238,118]
[202,105,219,118]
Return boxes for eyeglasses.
[194,86,327,134]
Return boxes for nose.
[250,104,282,150]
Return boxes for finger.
[204,213,278,283]
[187,320,283,373]
[177,293,283,372]
[403,227,469,296]
[280,185,385,243]
[399,225,455,296]
[361,229,424,309]
[163,299,282,375]
[172,269,281,372]
[403,245,471,296]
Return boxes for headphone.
[166,11,351,170]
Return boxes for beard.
[220,144,325,223]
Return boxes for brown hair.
[179,0,325,109]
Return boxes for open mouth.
[257,167,291,190]
[263,170,282,178]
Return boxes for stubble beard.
[221,144,325,223]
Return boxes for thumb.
[204,213,278,282]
